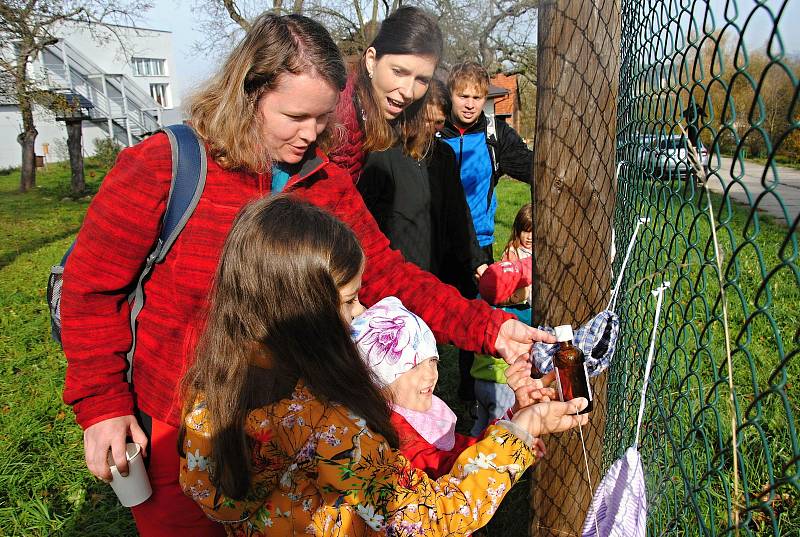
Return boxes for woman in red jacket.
[61,12,550,537]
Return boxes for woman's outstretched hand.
[494,319,556,364]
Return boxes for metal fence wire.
[607,0,799,535]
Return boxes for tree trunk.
[528,0,620,535]
[18,99,38,193]
[66,119,86,196]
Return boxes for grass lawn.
[3,159,796,536]
[0,164,137,536]
[0,164,531,536]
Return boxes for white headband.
[351,297,438,387]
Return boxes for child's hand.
[511,398,589,437]
[532,437,547,458]
[505,358,556,411]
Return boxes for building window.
[132,57,166,76]
[150,83,169,107]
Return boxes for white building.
[0,21,182,168]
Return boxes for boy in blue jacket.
[440,61,534,403]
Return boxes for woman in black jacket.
[357,79,482,289]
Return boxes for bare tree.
[418,0,538,75]
[307,0,400,55]
[0,0,151,192]
[193,0,537,76]
[191,0,403,57]
[188,0,312,57]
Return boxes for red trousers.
[130,418,225,536]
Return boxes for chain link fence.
[608,0,799,534]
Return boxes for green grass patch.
[607,174,799,535]
[0,163,137,536]
[0,162,105,269]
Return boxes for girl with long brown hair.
[503,202,533,263]
[179,195,589,535]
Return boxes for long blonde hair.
[354,6,443,160]
[186,13,346,173]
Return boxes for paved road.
[705,157,800,226]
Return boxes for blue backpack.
[46,124,207,382]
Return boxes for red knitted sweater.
[61,133,511,429]
[329,74,366,182]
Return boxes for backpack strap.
[157,125,208,260]
[485,111,497,143]
[125,124,207,382]
[484,111,500,174]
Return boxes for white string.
[634,281,670,448]
[580,282,668,537]
[576,415,600,537]
[579,162,650,536]
[608,216,650,312]
[576,162,646,536]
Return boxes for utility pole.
[529,0,621,535]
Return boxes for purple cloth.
[582,447,647,537]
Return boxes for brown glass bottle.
[553,324,593,414]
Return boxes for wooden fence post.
[529,0,620,535]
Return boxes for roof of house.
[487,84,510,99]
[490,73,519,116]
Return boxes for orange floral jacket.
[180,384,537,536]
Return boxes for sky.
[140,0,800,104]
[140,0,217,101]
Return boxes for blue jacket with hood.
[440,112,533,258]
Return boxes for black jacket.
[357,140,482,287]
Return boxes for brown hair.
[354,6,443,160]
[506,202,533,251]
[447,61,490,96]
[427,78,450,115]
[180,195,398,499]
[422,78,449,138]
[186,13,346,173]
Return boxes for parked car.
[644,134,709,180]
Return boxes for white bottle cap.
[554,324,574,342]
